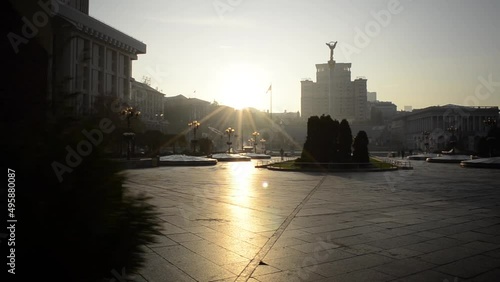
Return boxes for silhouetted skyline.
[91,0,500,112]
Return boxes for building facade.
[368,101,398,123]
[300,62,368,122]
[131,81,168,133]
[367,92,377,102]
[391,105,499,152]
[353,78,368,122]
[48,0,146,116]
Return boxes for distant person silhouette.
[280,148,284,160]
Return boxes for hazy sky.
[90,0,500,112]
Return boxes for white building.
[48,0,146,116]
[301,62,368,122]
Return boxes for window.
[93,43,103,68]
[123,78,129,98]
[123,56,129,76]
[111,75,116,96]
[98,71,104,95]
[83,66,89,90]
[92,69,98,93]
[74,64,80,90]
[106,49,113,71]
[98,45,104,68]
[82,40,90,64]
[112,51,117,73]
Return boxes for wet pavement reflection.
[125,160,500,282]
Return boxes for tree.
[329,119,340,162]
[353,130,370,163]
[300,116,321,163]
[300,115,343,166]
[317,115,331,163]
[338,119,353,162]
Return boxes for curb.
[266,166,399,173]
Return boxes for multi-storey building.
[353,78,368,122]
[368,101,398,123]
[46,0,146,116]
[367,92,377,102]
[300,62,368,122]
[131,81,167,133]
[390,104,499,151]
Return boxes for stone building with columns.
[390,104,499,152]
[44,0,146,116]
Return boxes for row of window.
[408,115,494,133]
[73,37,131,97]
[74,37,130,76]
[74,67,130,97]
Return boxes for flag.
[266,84,272,93]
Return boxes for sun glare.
[227,161,257,207]
[217,63,269,110]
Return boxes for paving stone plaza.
[125,159,500,282]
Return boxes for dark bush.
[353,130,370,163]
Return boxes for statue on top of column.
[326,41,338,61]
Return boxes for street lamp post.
[121,106,141,160]
[188,120,200,153]
[155,113,164,132]
[279,120,285,149]
[248,138,254,152]
[260,138,266,154]
[483,117,497,157]
[225,127,235,153]
[252,131,260,153]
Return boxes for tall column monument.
[325,41,337,117]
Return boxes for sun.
[217,63,269,110]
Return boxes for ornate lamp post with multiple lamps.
[121,106,141,160]
[248,138,254,152]
[155,113,164,132]
[225,127,235,153]
[188,120,200,153]
[252,131,259,153]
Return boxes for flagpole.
[267,84,272,120]
[266,84,272,120]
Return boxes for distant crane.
[208,126,224,137]
[208,126,234,153]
